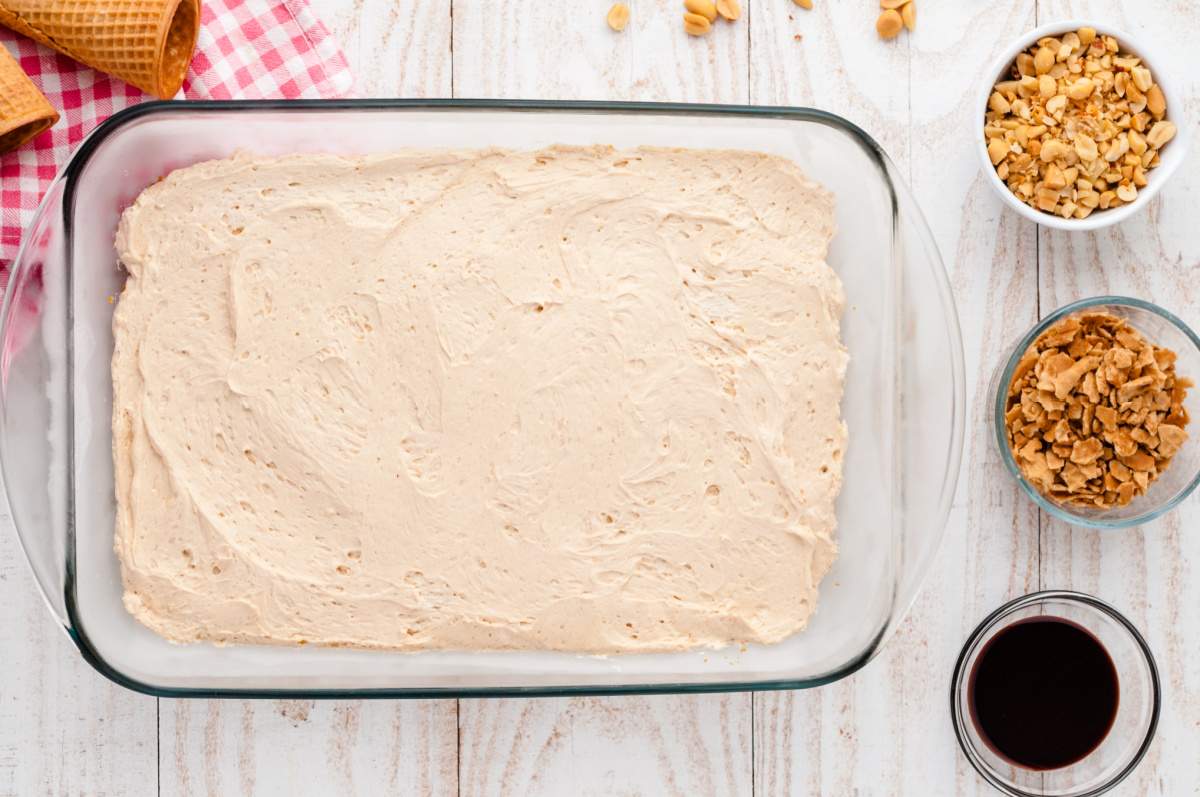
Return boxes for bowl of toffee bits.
[995,298,1199,528]
[978,21,1189,230]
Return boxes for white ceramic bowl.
[976,20,1190,231]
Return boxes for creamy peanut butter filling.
[112,146,847,652]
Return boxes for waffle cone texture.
[0,0,200,99]
[0,44,58,154]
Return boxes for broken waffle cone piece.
[0,0,201,100]
[0,44,58,155]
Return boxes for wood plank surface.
[450,4,755,794]
[459,696,751,797]
[0,1,1197,795]
[748,2,919,794]
[340,0,451,97]
[900,6,1043,795]
[1035,3,1200,794]
[452,0,749,102]
[0,498,159,797]
[160,700,458,796]
[158,2,461,795]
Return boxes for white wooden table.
[2,2,1198,794]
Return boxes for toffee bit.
[1004,312,1191,509]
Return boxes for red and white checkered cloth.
[0,0,352,273]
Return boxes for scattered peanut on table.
[606,2,630,32]
[683,11,712,35]
[985,28,1175,219]
[615,0,919,43]
[877,0,916,39]
[678,0,739,36]
[684,0,718,21]
[715,0,740,22]
[876,9,902,39]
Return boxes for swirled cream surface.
[112,146,847,652]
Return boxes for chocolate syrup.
[968,616,1119,770]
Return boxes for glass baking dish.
[0,100,964,697]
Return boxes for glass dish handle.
[886,164,966,641]
[0,177,72,629]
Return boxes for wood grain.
[159,699,458,796]
[161,5,462,797]
[1035,3,1200,794]
[451,5,755,794]
[341,0,451,97]
[750,3,1044,794]
[912,8,1045,797]
[749,0,908,155]
[2,1,1198,795]
[458,695,751,797]
[452,0,749,102]
[0,502,158,796]
[748,1,913,793]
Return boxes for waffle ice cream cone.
[0,0,200,99]
[0,44,58,154]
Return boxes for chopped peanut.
[985,29,1173,218]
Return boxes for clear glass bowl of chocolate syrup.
[952,591,1160,796]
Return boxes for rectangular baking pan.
[0,100,964,697]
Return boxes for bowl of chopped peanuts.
[994,297,1200,528]
[977,21,1189,230]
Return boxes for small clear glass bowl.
[951,591,1160,797]
[991,297,1200,529]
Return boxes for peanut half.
[684,0,718,22]
[876,9,903,39]
[877,1,916,39]
[606,3,630,32]
[683,11,712,35]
